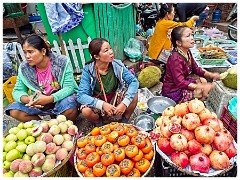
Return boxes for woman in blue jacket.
[77,38,139,126]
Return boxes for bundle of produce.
[152,99,237,176]
[198,47,227,59]
[220,65,237,90]
[3,115,78,177]
[74,123,155,177]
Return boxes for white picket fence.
[15,37,92,74]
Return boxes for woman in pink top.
[162,26,220,103]
[5,35,79,122]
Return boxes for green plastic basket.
[199,58,226,65]
[4,3,24,18]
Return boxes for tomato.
[143,150,154,161]
[93,162,106,177]
[135,158,150,173]
[131,136,146,149]
[84,168,96,177]
[91,127,100,136]
[131,149,143,162]
[119,159,134,175]
[113,142,120,150]
[96,146,103,156]
[117,135,130,147]
[85,143,96,154]
[101,142,114,153]
[125,145,139,158]
[127,168,141,177]
[76,148,87,160]
[109,122,119,130]
[114,124,126,136]
[86,152,100,168]
[107,131,119,143]
[77,136,88,148]
[77,159,88,173]
[126,126,138,138]
[106,164,121,177]
[114,148,125,162]
[100,126,111,135]
[141,138,152,154]
[94,135,107,147]
[101,152,115,166]
[87,136,95,144]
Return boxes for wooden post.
[57,32,66,55]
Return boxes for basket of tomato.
[74,122,155,177]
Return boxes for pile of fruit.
[74,123,154,177]
[154,98,237,175]
[3,115,78,177]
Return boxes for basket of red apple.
[74,122,156,177]
[154,98,237,177]
[3,115,78,177]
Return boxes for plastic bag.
[124,38,144,62]
[3,50,17,81]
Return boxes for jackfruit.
[138,66,162,88]
[221,65,237,90]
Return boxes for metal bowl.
[147,96,176,114]
[133,115,155,132]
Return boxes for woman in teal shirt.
[5,35,79,122]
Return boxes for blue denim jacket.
[77,59,139,110]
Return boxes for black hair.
[171,26,188,48]
[159,3,173,19]
[21,34,50,56]
[86,38,109,65]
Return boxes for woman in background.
[148,3,199,64]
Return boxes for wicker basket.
[3,118,76,177]
[46,161,74,177]
[74,123,156,177]
[154,153,237,177]
[156,143,237,177]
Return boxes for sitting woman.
[77,38,139,126]
[5,35,79,122]
[162,26,220,103]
